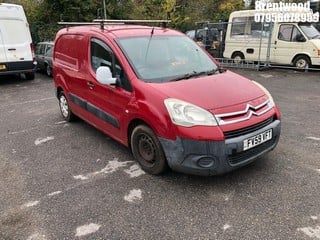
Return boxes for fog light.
[197,156,215,168]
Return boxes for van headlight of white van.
[164,98,218,127]
[252,81,275,107]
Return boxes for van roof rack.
[58,19,170,30]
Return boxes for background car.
[35,41,54,76]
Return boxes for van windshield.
[117,36,218,83]
[299,23,320,39]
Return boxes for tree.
[7,0,246,41]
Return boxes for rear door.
[0,19,33,63]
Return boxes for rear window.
[46,44,53,57]
[0,19,29,44]
[231,16,271,38]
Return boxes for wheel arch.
[231,51,245,59]
[292,53,311,65]
[54,72,69,99]
[128,120,169,174]
[56,86,64,99]
[127,119,152,151]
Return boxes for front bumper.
[311,57,320,66]
[159,119,281,176]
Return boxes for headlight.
[164,98,218,127]
[252,81,275,107]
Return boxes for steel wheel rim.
[138,133,156,163]
[296,59,307,69]
[59,96,69,118]
[234,56,242,64]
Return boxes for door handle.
[8,48,16,51]
[87,82,95,89]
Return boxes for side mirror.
[96,66,117,85]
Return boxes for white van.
[223,9,320,69]
[0,3,36,79]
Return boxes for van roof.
[0,3,27,21]
[56,24,183,39]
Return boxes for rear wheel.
[58,91,75,122]
[130,125,168,175]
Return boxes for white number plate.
[243,129,272,151]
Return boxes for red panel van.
[53,22,281,176]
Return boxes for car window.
[278,24,303,42]
[35,44,41,54]
[45,44,53,56]
[36,44,45,55]
[90,38,131,92]
[91,38,112,72]
[299,23,320,39]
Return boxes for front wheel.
[293,56,311,70]
[130,125,168,175]
[58,91,75,122]
[232,52,244,64]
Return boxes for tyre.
[293,56,311,70]
[130,125,168,175]
[232,52,244,64]
[46,64,52,77]
[25,72,35,80]
[58,91,75,122]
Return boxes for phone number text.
[254,12,319,22]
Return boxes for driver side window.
[278,24,305,42]
[91,38,112,72]
[90,38,132,92]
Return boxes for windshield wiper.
[169,69,217,82]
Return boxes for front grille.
[228,137,277,165]
[224,116,275,139]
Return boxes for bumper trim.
[0,61,36,75]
